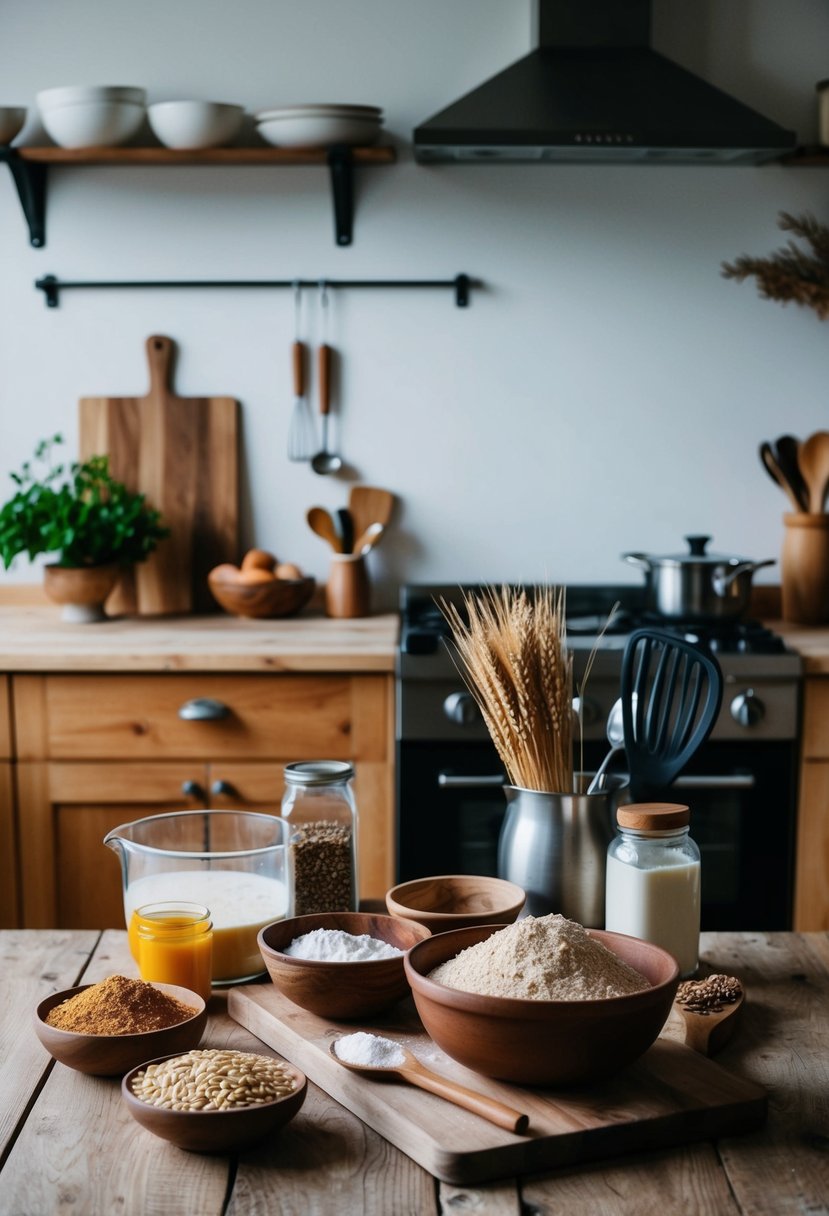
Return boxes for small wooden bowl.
[34,983,207,1077]
[122,1051,307,1153]
[208,572,315,619]
[385,875,526,934]
[405,926,679,1087]
[258,912,431,1019]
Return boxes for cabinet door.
[0,762,18,927]
[16,761,205,929]
[794,759,829,930]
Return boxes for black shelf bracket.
[35,272,478,309]
[328,145,354,246]
[0,148,47,247]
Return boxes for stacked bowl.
[37,85,146,148]
[255,103,383,148]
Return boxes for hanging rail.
[34,272,477,309]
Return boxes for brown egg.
[275,562,304,581]
[237,568,276,584]
[209,563,243,582]
[241,549,278,573]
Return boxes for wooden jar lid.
[616,803,690,831]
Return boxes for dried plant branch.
[440,585,573,793]
[721,211,829,320]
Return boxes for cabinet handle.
[211,779,237,798]
[178,698,231,722]
[181,780,206,800]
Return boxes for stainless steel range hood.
[413,0,797,164]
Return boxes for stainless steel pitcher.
[497,774,629,927]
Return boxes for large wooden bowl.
[208,572,315,619]
[34,983,207,1076]
[404,926,679,1087]
[122,1051,307,1153]
[385,875,526,934]
[258,912,431,1019]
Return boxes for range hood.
[413,0,797,164]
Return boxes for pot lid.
[636,535,748,567]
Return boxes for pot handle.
[712,558,776,595]
[622,552,652,571]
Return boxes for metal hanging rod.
[34,272,477,309]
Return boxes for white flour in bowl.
[283,928,403,961]
[427,914,648,1000]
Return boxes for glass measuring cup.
[104,810,289,985]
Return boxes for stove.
[396,583,803,931]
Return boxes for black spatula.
[621,628,723,802]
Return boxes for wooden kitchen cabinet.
[12,671,395,929]
[794,676,829,929]
[0,677,18,928]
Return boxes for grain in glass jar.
[282,761,358,914]
[604,802,700,978]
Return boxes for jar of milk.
[604,802,700,978]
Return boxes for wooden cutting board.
[228,985,767,1185]
[79,335,239,615]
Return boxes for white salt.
[334,1032,406,1068]
[283,928,403,962]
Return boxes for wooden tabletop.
[0,606,399,672]
[1,930,827,1214]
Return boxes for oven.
[396,585,803,932]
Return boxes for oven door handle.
[438,772,505,789]
[672,774,756,790]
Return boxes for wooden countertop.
[1,929,827,1214]
[0,605,399,672]
[771,619,829,674]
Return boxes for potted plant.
[0,434,169,621]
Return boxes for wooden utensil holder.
[781,512,829,624]
[326,554,370,619]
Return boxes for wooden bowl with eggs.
[208,549,315,618]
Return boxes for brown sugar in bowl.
[33,982,207,1076]
[258,912,431,1019]
[385,874,526,934]
[404,925,679,1087]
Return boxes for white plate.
[256,114,382,148]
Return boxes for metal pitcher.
[497,774,629,927]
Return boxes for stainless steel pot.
[622,535,775,621]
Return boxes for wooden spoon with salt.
[329,1040,529,1133]
[675,976,745,1056]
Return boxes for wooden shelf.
[0,143,397,247]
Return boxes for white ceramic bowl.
[0,107,26,144]
[38,98,146,148]
[37,85,146,107]
[147,101,245,149]
[256,103,383,121]
[256,114,382,148]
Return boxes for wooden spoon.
[349,486,395,544]
[774,434,809,512]
[329,1040,529,1134]
[797,431,829,513]
[354,522,385,555]
[306,506,342,552]
[675,988,744,1056]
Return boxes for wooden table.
[1,930,827,1214]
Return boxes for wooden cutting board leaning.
[228,984,766,1185]
[79,335,239,615]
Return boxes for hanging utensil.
[797,430,829,513]
[287,281,317,462]
[759,441,804,512]
[306,506,342,552]
[773,434,809,512]
[620,628,723,802]
[586,696,628,795]
[311,282,343,475]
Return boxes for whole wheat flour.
[427,914,649,1000]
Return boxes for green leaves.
[0,435,170,570]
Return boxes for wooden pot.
[781,513,829,625]
[325,554,370,619]
[43,563,121,623]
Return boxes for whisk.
[287,280,317,461]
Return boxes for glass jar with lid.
[282,761,358,915]
[604,802,700,977]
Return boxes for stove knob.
[730,689,765,728]
[443,692,480,726]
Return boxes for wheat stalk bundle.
[440,585,573,793]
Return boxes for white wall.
[2,0,829,608]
